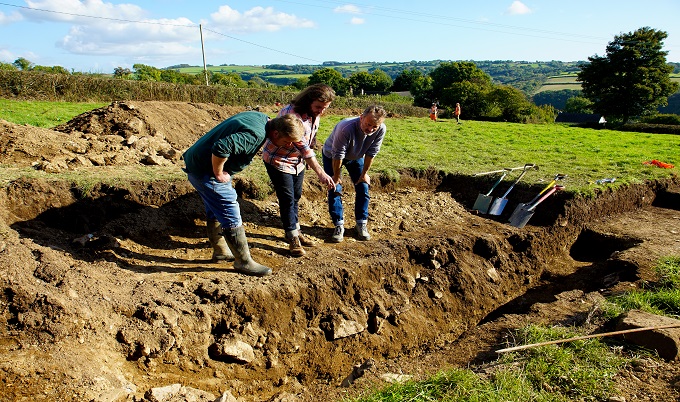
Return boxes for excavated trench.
[0,173,677,401]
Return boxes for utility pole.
[200,24,209,86]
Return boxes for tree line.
[2,27,677,124]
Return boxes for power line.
[0,1,194,27]
[273,0,611,45]
[201,28,322,64]
[0,1,322,64]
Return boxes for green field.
[3,100,676,196]
[179,65,290,75]
[537,73,680,93]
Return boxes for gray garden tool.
[472,168,512,214]
[487,163,537,216]
[508,173,566,223]
[509,184,565,228]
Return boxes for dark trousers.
[265,163,304,234]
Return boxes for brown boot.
[298,233,315,247]
[296,223,315,247]
[286,232,306,257]
[207,219,234,261]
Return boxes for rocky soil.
[0,101,679,401]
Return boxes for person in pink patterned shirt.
[262,84,336,256]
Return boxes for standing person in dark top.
[183,111,304,276]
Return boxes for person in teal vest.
[183,111,304,276]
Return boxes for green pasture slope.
[179,65,289,75]
[1,100,677,195]
[315,116,679,193]
[536,73,680,93]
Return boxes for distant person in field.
[323,105,387,243]
[454,102,461,124]
[262,84,336,257]
[183,111,305,277]
[429,103,438,121]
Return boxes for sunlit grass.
[320,116,678,194]
[347,324,626,402]
[1,101,678,195]
[0,98,108,127]
[606,256,680,317]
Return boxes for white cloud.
[22,0,188,58]
[334,5,361,14]
[210,5,315,33]
[23,0,146,23]
[58,19,198,56]
[10,2,316,65]
[0,10,23,25]
[0,48,15,63]
[350,17,365,25]
[505,1,532,15]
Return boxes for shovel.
[508,174,566,223]
[487,164,537,216]
[472,168,512,214]
[509,184,565,228]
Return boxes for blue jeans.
[187,172,242,229]
[322,153,370,226]
[265,163,304,234]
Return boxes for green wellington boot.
[207,219,234,261]
[223,226,272,277]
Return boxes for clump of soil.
[1,102,679,401]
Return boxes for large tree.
[391,68,423,92]
[429,61,492,101]
[308,68,348,95]
[578,27,679,123]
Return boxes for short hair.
[291,84,336,114]
[361,105,387,121]
[268,114,304,142]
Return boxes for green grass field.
[178,65,291,75]
[537,73,680,93]
[317,115,679,194]
[0,99,108,127]
[1,100,677,195]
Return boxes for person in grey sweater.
[322,105,387,242]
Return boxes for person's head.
[359,105,387,135]
[267,114,304,146]
[291,84,336,118]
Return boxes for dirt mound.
[1,102,679,401]
[0,101,260,172]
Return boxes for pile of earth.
[0,101,679,401]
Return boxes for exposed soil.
[0,101,679,401]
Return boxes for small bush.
[640,114,680,125]
[618,122,680,135]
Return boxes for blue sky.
[1,0,679,73]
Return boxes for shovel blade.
[508,203,527,223]
[487,197,508,215]
[509,206,535,228]
[473,194,493,214]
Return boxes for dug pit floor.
[0,101,679,401]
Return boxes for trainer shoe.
[356,223,371,241]
[331,225,344,243]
